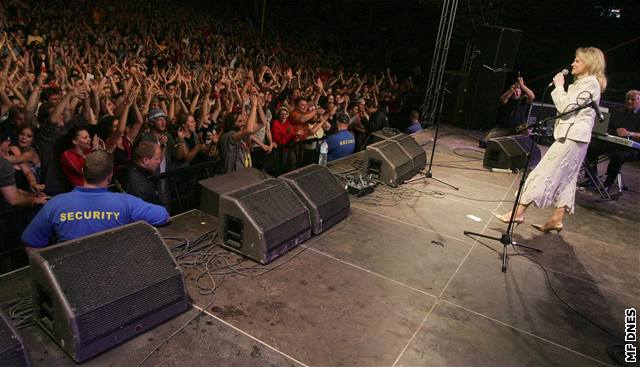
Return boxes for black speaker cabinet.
[219,178,311,264]
[279,164,349,235]
[370,129,400,143]
[442,71,470,125]
[389,134,427,175]
[475,25,521,70]
[0,309,31,367]
[199,167,270,216]
[28,222,189,363]
[483,135,540,170]
[364,139,413,187]
[463,65,507,131]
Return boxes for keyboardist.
[585,89,640,190]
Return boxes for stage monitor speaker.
[28,222,189,363]
[279,164,350,235]
[219,178,311,264]
[389,134,427,175]
[199,168,270,216]
[475,25,521,70]
[463,65,507,131]
[0,309,31,367]
[370,129,400,143]
[483,135,540,170]
[364,139,413,187]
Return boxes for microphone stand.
[407,85,459,190]
[464,101,593,272]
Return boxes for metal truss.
[421,0,459,125]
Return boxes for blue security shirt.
[326,130,355,162]
[22,187,170,248]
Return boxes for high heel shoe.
[531,223,563,233]
[491,212,524,225]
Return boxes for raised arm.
[518,77,535,104]
[230,92,259,142]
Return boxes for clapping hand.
[91,134,106,151]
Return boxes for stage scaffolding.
[421,0,459,126]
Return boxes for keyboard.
[594,134,640,149]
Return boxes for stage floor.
[1,126,638,366]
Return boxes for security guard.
[22,150,169,248]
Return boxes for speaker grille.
[483,135,539,170]
[279,165,349,234]
[38,223,183,344]
[41,226,178,314]
[227,180,309,248]
[366,140,414,185]
[284,166,344,220]
[199,168,269,216]
[76,277,184,344]
[391,135,427,172]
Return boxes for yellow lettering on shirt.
[339,139,355,146]
[58,211,122,222]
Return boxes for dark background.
[209,0,639,102]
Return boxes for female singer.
[493,47,607,233]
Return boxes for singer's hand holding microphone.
[551,69,569,88]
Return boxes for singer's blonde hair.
[575,47,607,91]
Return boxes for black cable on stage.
[4,297,35,329]
[512,246,622,342]
[137,228,312,365]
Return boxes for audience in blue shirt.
[406,110,423,134]
[326,113,356,162]
[22,150,169,248]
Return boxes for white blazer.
[550,75,601,143]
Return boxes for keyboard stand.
[582,160,611,201]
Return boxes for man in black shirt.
[481,77,535,147]
[125,141,164,206]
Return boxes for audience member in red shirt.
[60,127,98,187]
[270,107,298,175]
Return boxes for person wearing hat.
[137,108,183,208]
[138,108,182,171]
[326,112,355,162]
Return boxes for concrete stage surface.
[1,126,638,366]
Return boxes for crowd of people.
[0,0,420,256]
[2,0,636,259]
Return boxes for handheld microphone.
[589,99,605,122]
[548,69,569,87]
